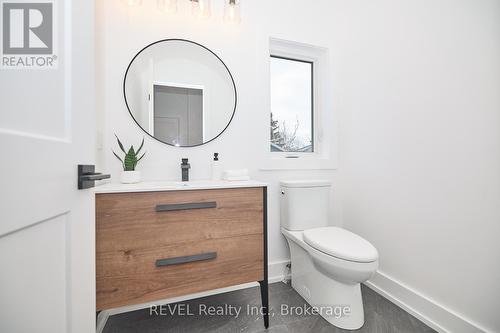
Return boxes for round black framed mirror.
[123,39,237,147]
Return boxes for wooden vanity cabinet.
[95,186,268,327]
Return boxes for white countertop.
[94,180,268,194]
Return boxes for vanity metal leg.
[259,279,269,329]
[260,187,269,329]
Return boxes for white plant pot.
[120,171,141,184]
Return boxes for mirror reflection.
[124,39,237,147]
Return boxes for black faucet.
[181,158,190,182]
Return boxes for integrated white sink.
[94,179,267,194]
[172,180,224,188]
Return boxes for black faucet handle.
[181,158,190,169]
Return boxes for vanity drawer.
[95,187,265,310]
[96,187,264,251]
[96,233,263,310]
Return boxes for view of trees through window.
[270,56,313,153]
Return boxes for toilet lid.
[303,227,378,263]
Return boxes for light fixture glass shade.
[224,0,241,24]
[157,0,177,13]
[122,0,142,6]
[191,0,211,19]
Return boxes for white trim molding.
[365,271,491,333]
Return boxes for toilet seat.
[303,227,378,263]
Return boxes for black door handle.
[78,165,111,189]
[80,173,110,181]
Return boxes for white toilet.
[280,180,379,330]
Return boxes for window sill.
[259,158,337,171]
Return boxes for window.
[262,38,335,170]
[270,56,314,153]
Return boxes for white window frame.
[270,55,315,155]
[262,38,337,170]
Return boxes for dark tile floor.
[103,282,436,333]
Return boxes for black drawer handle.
[155,201,217,212]
[155,252,217,267]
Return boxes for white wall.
[335,0,500,332]
[95,0,341,270]
[96,0,500,332]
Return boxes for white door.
[0,1,96,333]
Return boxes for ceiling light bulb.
[224,0,241,24]
[191,0,211,19]
[157,0,177,13]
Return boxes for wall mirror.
[124,39,237,147]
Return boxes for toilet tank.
[280,180,332,231]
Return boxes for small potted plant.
[112,135,146,184]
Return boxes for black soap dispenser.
[211,153,222,180]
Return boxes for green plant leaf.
[115,134,126,154]
[137,152,146,163]
[136,137,145,156]
[124,146,137,171]
[128,146,135,156]
[112,150,125,170]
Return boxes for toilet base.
[287,239,365,330]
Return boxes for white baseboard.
[268,259,291,283]
[365,270,490,333]
[96,260,291,333]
